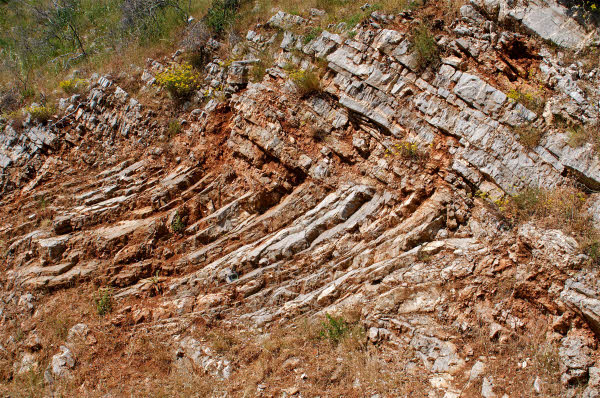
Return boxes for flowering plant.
[155,63,201,100]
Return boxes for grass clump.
[319,313,350,344]
[514,124,544,149]
[95,287,112,316]
[411,23,440,71]
[250,54,273,83]
[205,0,241,35]
[167,119,183,137]
[289,68,322,97]
[318,313,365,347]
[59,78,87,95]
[26,104,54,123]
[567,123,600,152]
[155,62,201,100]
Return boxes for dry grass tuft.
[502,185,600,264]
[513,124,544,149]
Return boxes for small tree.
[181,21,211,69]
[31,0,87,59]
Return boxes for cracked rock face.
[1,1,600,396]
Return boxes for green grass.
[411,23,439,71]
[303,27,323,44]
[95,287,112,316]
[0,0,212,110]
[319,313,350,345]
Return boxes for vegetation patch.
[167,119,183,137]
[95,287,113,316]
[250,52,274,83]
[289,68,322,97]
[500,186,600,264]
[205,0,241,34]
[319,313,350,344]
[155,62,201,100]
[59,78,87,95]
[385,141,426,161]
[304,27,323,44]
[171,211,186,233]
[514,124,544,149]
[567,123,600,152]
[26,104,55,123]
[507,88,545,115]
[411,23,440,71]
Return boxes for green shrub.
[412,23,439,71]
[289,68,322,97]
[95,288,112,316]
[155,62,201,100]
[59,78,87,95]
[171,211,186,233]
[319,313,349,345]
[26,104,54,123]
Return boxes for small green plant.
[289,68,322,97]
[319,313,349,345]
[59,78,87,95]
[171,211,185,233]
[514,124,543,149]
[303,27,323,44]
[37,196,49,209]
[26,104,54,123]
[411,23,440,71]
[167,119,183,137]
[95,288,112,316]
[155,62,201,100]
[475,189,490,200]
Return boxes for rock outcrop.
[1,1,600,396]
